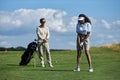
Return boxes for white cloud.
[0,35,9,39]
[11,20,22,27]
[0,8,68,33]
[0,12,23,31]
[67,16,77,31]
[112,20,120,26]
[47,18,67,32]
[0,8,120,48]
[101,19,111,29]
[107,35,114,39]
[68,41,76,47]
[0,35,11,47]
[90,17,97,25]
[0,41,12,47]
[0,16,10,23]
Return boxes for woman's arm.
[82,32,90,42]
[80,32,90,47]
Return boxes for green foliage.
[0,46,26,51]
[0,45,120,80]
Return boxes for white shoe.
[88,68,93,72]
[49,64,53,68]
[41,61,45,67]
[74,67,80,72]
[41,64,45,68]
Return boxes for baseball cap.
[78,17,85,21]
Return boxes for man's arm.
[46,28,50,39]
[36,27,44,40]
[43,27,50,42]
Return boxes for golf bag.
[19,41,37,66]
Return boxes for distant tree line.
[0,46,26,51]
[0,46,71,51]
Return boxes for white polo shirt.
[76,22,92,35]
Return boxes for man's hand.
[43,39,48,43]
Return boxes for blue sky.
[0,0,120,49]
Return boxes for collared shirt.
[76,22,92,35]
[36,26,50,41]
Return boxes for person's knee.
[77,51,82,57]
[85,50,90,55]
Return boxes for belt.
[78,33,86,37]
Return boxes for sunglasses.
[42,20,46,22]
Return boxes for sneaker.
[41,64,45,68]
[49,64,53,68]
[88,68,93,72]
[74,67,80,72]
[41,61,45,67]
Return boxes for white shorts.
[77,35,90,50]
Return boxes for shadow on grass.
[7,63,36,67]
[6,64,75,72]
[25,68,73,72]
[7,63,19,66]
[43,69,73,72]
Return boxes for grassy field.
[0,44,120,80]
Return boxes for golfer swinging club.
[74,14,93,72]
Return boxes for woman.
[74,14,93,72]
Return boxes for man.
[36,18,53,68]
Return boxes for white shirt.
[76,22,92,35]
[36,26,50,40]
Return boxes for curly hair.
[78,14,91,24]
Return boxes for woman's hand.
[80,42,84,47]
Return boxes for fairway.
[0,44,120,80]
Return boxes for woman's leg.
[84,39,93,68]
[74,49,82,71]
[85,50,93,69]
[74,35,82,71]
[76,49,82,68]
[85,50,93,72]
[77,34,81,47]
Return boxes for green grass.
[0,44,120,80]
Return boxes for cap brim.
[78,17,85,20]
